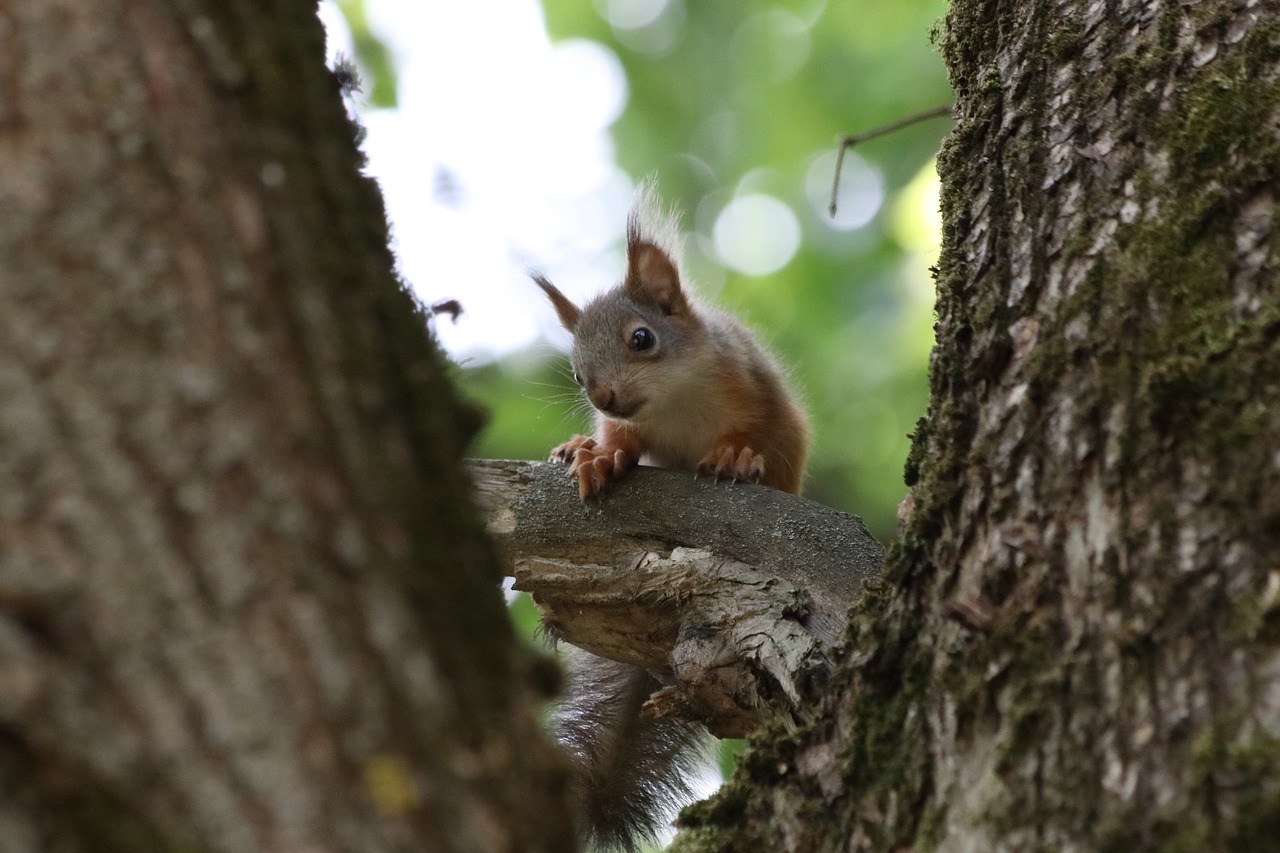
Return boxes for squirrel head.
[533,185,706,423]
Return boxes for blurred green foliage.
[469,0,952,541]
[335,0,399,107]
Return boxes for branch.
[468,460,884,737]
[829,103,954,216]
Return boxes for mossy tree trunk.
[0,2,572,851]
[678,0,1280,850]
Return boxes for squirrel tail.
[551,649,715,852]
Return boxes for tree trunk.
[0,2,572,851]
[677,0,1280,850]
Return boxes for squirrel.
[533,184,810,501]
[532,183,810,850]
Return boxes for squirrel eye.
[630,327,656,351]
[572,369,582,386]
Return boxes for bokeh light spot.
[713,194,801,276]
[596,0,670,29]
[805,149,884,231]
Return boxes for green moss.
[675,584,940,849]
[1104,19,1280,477]
[673,724,808,852]
[667,825,734,853]
[1228,570,1280,644]
[64,790,186,853]
[915,799,951,848]
[1143,731,1280,852]
[677,773,751,832]
[1227,775,1280,851]
[841,641,931,791]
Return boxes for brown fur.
[536,190,809,500]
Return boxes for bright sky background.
[318,0,640,364]
[315,0,910,366]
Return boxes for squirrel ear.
[625,241,687,315]
[532,273,581,332]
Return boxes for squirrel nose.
[587,385,615,412]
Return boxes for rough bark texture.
[469,459,884,738]
[677,0,1280,851]
[470,459,882,628]
[0,3,571,851]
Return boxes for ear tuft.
[626,178,682,257]
[624,180,688,315]
[532,272,582,332]
[625,242,686,315]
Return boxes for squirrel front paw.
[697,441,765,485]
[549,434,597,464]
[566,444,636,501]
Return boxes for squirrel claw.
[697,444,765,487]
[564,444,635,501]
[549,435,597,465]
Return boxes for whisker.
[549,365,580,387]
[520,378,579,396]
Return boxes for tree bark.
[0,3,572,851]
[676,0,1280,850]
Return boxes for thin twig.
[829,104,954,217]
